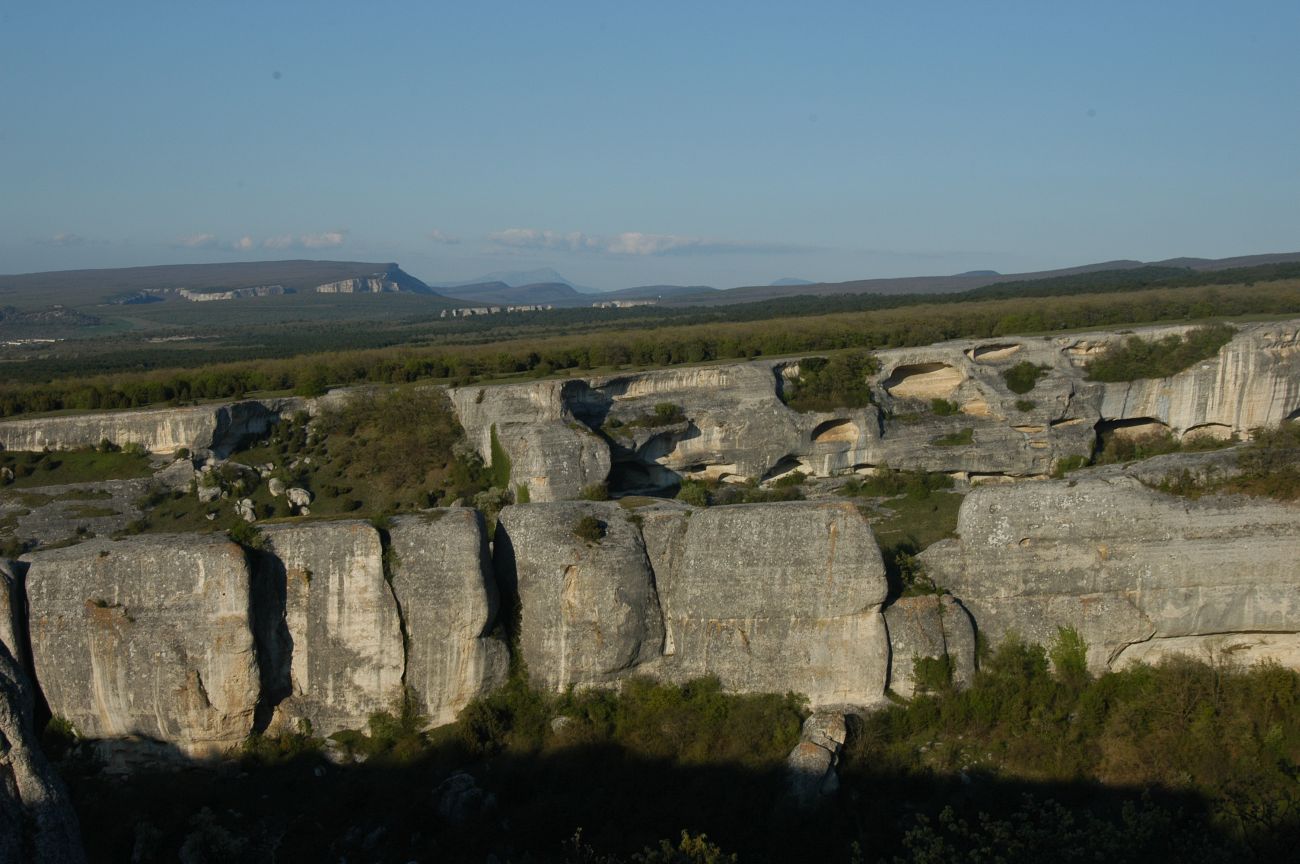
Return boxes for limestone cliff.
[24,534,261,757]
[920,475,1300,670]
[0,397,304,457]
[256,521,405,736]
[388,511,509,725]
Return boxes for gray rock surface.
[0,641,87,864]
[496,502,663,691]
[0,561,25,666]
[256,522,405,736]
[645,501,891,707]
[785,711,847,807]
[921,474,1300,670]
[24,534,260,756]
[883,594,977,698]
[389,511,509,725]
[0,398,305,457]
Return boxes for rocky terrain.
[0,317,1297,855]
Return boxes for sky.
[2,1,1299,291]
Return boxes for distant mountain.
[0,260,443,308]
[600,284,718,302]
[436,268,599,294]
[442,281,584,306]
[954,270,1001,277]
[667,252,1300,306]
[769,277,814,286]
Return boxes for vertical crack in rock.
[375,526,411,692]
[246,545,291,735]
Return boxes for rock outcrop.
[439,320,1300,496]
[644,501,890,707]
[389,511,509,725]
[255,522,405,736]
[495,502,663,690]
[498,500,891,708]
[0,398,304,457]
[24,534,260,757]
[883,594,977,698]
[1,641,87,864]
[921,475,1300,670]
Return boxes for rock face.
[1097,320,1300,436]
[921,475,1300,671]
[495,502,663,691]
[24,534,260,757]
[438,320,1300,497]
[389,511,509,725]
[497,500,890,708]
[0,398,304,457]
[646,501,890,706]
[0,641,88,864]
[449,382,610,502]
[256,522,405,737]
[883,595,977,698]
[785,711,847,808]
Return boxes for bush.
[930,398,960,416]
[676,478,711,507]
[574,515,606,543]
[1002,361,1049,394]
[1014,399,1036,412]
[1086,323,1235,382]
[783,350,879,413]
[1050,454,1090,478]
[770,470,806,488]
[580,482,610,501]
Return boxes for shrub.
[1014,399,1036,412]
[913,655,954,694]
[930,398,960,416]
[1002,361,1049,394]
[783,350,879,413]
[1086,323,1235,382]
[771,470,806,488]
[574,515,606,542]
[676,478,711,507]
[580,481,610,501]
[1050,454,1090,478]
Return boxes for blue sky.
[2,1,1298,290]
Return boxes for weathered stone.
[647,501,890,707]
[267,477,286,498]
[495,502,663,691]
[236,498,256,522]
[388,511,509,726]
[24,534,259,757]
[1,641,88,864]
[0,398,304,457]
[256,521,405,736]
[287,487,312,509]
[785,711,847,808]
[0,560,25,665]
[921,474,1300,670]
[883,595,977,698]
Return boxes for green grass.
[0,448,153,488]
[929,428,974,447]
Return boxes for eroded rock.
[24,534,260,757]
[389,511,509,725]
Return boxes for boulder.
[236,498,256,522]
[883,594,977,698]
[287,487,313,509]
[388,511,509,725]
[0,560,24,665]
[255,522,405,736]
[921,474,1300,670]
[785,711,847,808]
[646,501,890,707]
[267,477,287,498]
[495,502,663,691]
[24,534,260,757]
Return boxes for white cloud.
[428,229,461,245]
[488,227,806,256]
[36,232,86,247]
[175,233,220,249]
[299,230,347,249]
[233,235,255,251]
[261,234,294,250]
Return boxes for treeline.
[4,281,1300,419]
